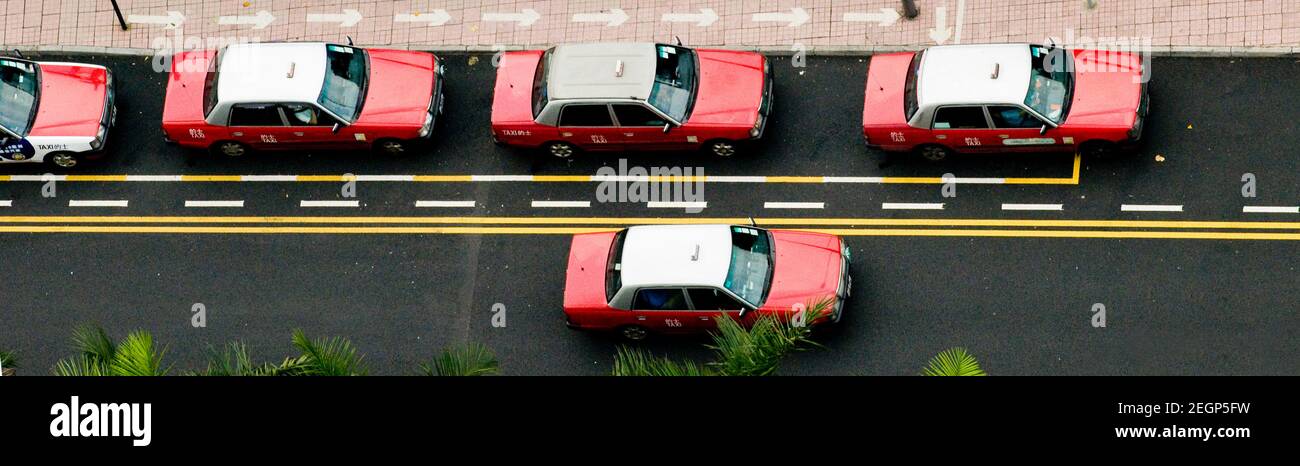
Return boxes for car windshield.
[724,226,773,307]
[318,45,368,123]
[0,59,39,136]
[1025,45,1072,124]
[647,45,696,123]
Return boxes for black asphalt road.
[1,53,1298,375]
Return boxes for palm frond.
[611,346,709,376]
[291,329,369,376]
[52,355,110,376]
[192,342,311,376]
[107,331,170,376]
[705,297,830,376]
[419,343,499,376]
[0,350,16,371]
[921,347,987,376]
[70,325,116,365]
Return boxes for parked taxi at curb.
[162,42,444,157]
[563,224,851,341]
[862,44,1149,161]
[0,55,115,169]
[491,43,773,158]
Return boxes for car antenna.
[748,217,757,227]
[347,36,354,46]
[675,36,683,46]
[11,48,24,58]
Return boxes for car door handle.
[294,132,305,136]
[624,133,635,137]
[232,132,244,137]
[698,316,711,321]
[636,316,647,321]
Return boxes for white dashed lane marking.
[531,201,591,208]
[882,202,944,210]
[648,201,708,209]
[1002,203,1064,211]
[416,200,477,208]
[185,200,245,208]
[1243,206,1299,214]
[300,200,360,208]
[1121,204,1184,212]
[69,200,129,208]
[0,200,10,207]
[764,202,825,209]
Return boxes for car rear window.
[605,229,628,302]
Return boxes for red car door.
[556,103,624,151]
[987,105,1072,153]
[282,103,356,149]
[227,103,294,149]
[611,103,684,151]
[930,105,997,153]
[630,287,695,333]
[686,287,747,331]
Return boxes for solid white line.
[706,176,768,183]
[1243,206,1300,214]
[531,200,591,208]
[185,200,244,208]
[0,200,11,207]
[416,200,477,208]
[8,175,63,181]
[300,200,360,208]
[1121,204,1183,212]
[69,200,129,208]
[242,175,298,182]
[882,202,944,210]
[472,175,534,182]
[764,202,825,209]
[949,177,1006,184]
[648,201,708,209]
[1002,203,1064,211]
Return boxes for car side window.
[229,104,287,127]
[283,103,339,127]
[632,288,689,311]
[687,288,744,311]
[612,104,668,127]
[559,104,614,127]
[932,106,990,129]
[988,105,1044,129]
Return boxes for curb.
[4,43,1298,58]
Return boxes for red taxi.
[0,56,115,168]
[563,224,851,341]
[491,43,773,158]
[162,42,443,157]
[862,44,1149,160]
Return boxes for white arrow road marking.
[185,200,245,208]
[395,9,452,26]
[930,6,951,44]
[301,200,360,208]
[764,202,825,209]
[483,9,541,27]
[843,7,901,26]
[573,8,628,27]
[1002,203,1064,211]
[416,200,477,208]
[531,201,592,208]
[662,8,719,27]
[752,8,809,27]
[1243,206,1300,214]
[307,9,363,27]
[69,200,129,208]
[882,202,945,210]
[1121,204,1183,212]
[218,10,276,29]
[127,11,185,28]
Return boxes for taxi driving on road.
[563,224,850,341]
[162,42,444,157]
[491,43,773,158]
[862,44,1149,160]
[0,55,115,168]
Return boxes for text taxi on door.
[490,42,773,158]
[563,224,851,341]
[862,43,1149,161]
[162,42,444,157]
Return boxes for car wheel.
[1081,140,1120,159]
[212,141,248,158]
[46,152,81,169]
[545,141,576,159]
[375,139,408,156]
[917,144,951,162]
[707,140,737,157]
[619,325,649,341]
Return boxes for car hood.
[1063,49,1143,128]
[862,52,914,128]
[29,63,108,137]
[563,232,617,311]
[354,50,437,126]
[491,51,544,125]
[761,231,843,311]
[687,50,765,127]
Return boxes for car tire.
[374,139,409,156]
[618,325,649,342]
[211,141,249,158]
[706,139,738,157]
[45,152,81,169]
[916,144,951,162]
[1080,140,1120,159]
[545,141,577,159]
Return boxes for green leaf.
[611,346,709,376]
[108,331,170,376]
[291,329,369,376]
[921,347,987,376]
[419,343,499,376]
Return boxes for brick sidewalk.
[2,1,1298,55]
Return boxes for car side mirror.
[662,123,673,134]
[1039,125,1049,136]
[331,122,343,134]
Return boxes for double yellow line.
[0,215,1298,240]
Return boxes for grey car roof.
[547,43,658,101]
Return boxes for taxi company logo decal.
[50,396,152,446]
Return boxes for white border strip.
[1121,204,1184,212]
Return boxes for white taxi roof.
[547,43,657,101]
[619,224,732,289]
[918,44,1033,108]
[217,43,328,104]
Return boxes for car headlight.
[90,124,107,150]
[419,112,434,137]
[750,114,764,138]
